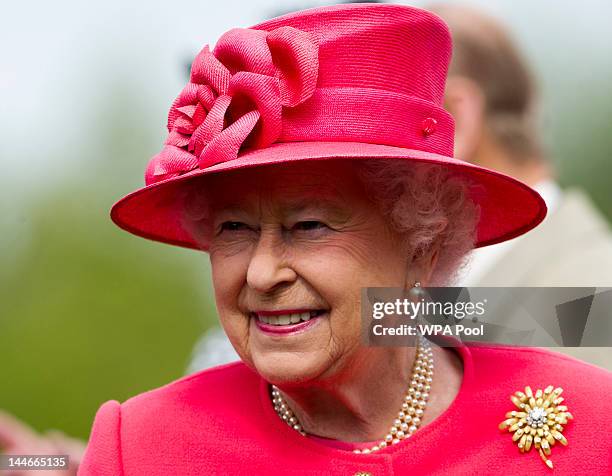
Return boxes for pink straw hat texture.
[110,3,546,251]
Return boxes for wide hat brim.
[110,141,546,251]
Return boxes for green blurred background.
[1,0,611,440]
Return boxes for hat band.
[197,86,454,169]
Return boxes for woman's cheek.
[210,236,255,260]
[211,245,250,288]
[211,259,250,340]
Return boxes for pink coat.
[79,343,612,475]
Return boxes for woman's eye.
[293,221,328,232]
[220,221,250,232]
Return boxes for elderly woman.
[79,4,612,475]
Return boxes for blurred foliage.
[0,78,217,439]
[550,73,612,221]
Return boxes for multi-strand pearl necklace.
[271,335,434,454]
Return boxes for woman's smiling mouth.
[250,310,327,335]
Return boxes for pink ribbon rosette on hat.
[145,26,319,185]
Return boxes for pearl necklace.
[271,335,434,454]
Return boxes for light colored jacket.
[475,188,612,286]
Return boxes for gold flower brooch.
[499,385,573,470]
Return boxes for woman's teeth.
[257,311,320,326]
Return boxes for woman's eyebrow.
[284,197,350,216]
[212,197,350,218]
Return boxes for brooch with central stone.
[499,385,573,469]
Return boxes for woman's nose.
[246,229,297,294]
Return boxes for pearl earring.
[408,281,425,321]
[409,281,424,299]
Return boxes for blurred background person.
[0,410,83,475]
[433,3,612,287]
[430,3,612,367]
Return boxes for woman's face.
[205,160,416,385]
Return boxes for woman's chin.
[251,351,328,386]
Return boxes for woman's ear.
[404,246,440,289]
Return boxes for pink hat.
[110,3,546,250]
